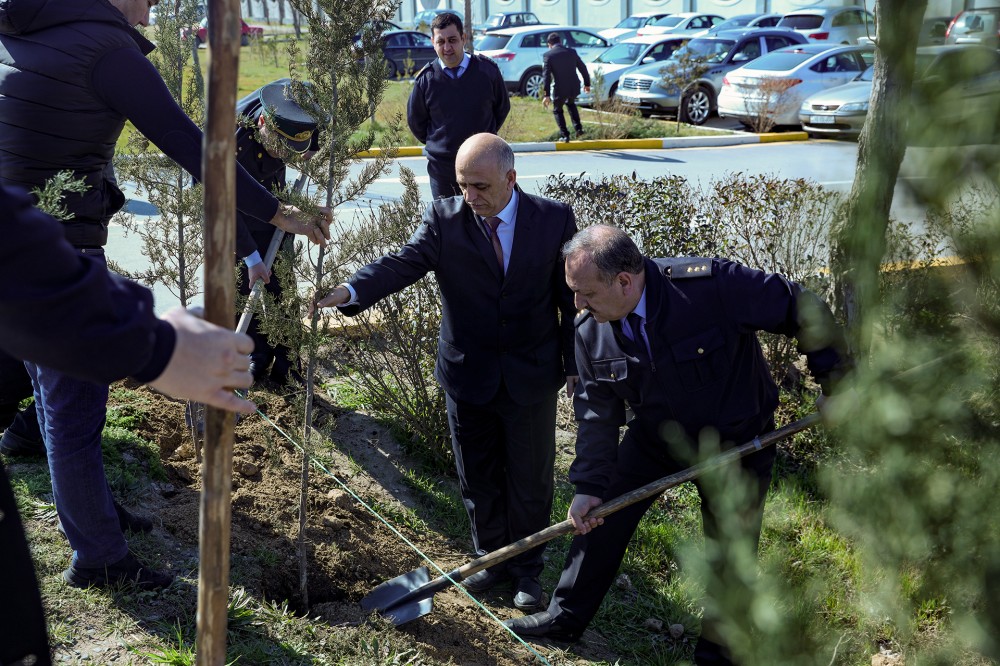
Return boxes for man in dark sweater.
[542,32,590,142]
[407,12,510,199]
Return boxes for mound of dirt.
[111,383,616,665]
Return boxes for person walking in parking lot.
[542,32,590,142]
[407,12,510,199]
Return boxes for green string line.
[252,406,552,665]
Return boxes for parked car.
[579,35,688,105]
[945,6,1000,48]
[637,12,725,37]
[717,43,875,128]
[598,12,672,43]
[477,25,610,97]
[858,16,952,46]
[700,13,783,36]
[799,45,1000,139]
[475,11,550,36]
[370,30,436,79]
[354,19,402,42]
[776,7,875,44]
[190,17,264,46]
[411,8,464,32]
[614,28,807,124]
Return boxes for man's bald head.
[455,134,516,217]
[456,133,515,175]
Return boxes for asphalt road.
[109,138,937,313]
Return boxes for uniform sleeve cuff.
[244,251,262,268]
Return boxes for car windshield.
[593,42,646,64]
[741,50,813,71]
[778,15,824,30]
[671,39,735,64]
[858,65,875,81]
[652,16,684,28]
[477,34,512,50]
[485,14,504,28]
[614,16,644,29]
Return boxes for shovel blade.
[361,566,430,613]
[383,595,434,626]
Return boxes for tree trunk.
[832,0,926,355]
[292,7,301,37]
[196,0,240,661]
[465,0,473,54]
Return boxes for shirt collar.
[439,52,471,72]
[492,188,518,226]
[630,287,648,321]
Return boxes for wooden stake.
[196,0,240,662]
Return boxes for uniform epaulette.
[415,62,433,79]
[663,257,713,279]
[574,309,593,327]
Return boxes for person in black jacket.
[316,134,578,611]
[234,79,321,384]
[0,182,256,666]
[0,0,327,592]
[541,32,590,143]
[407,12,510,199]
[505,225,849,665]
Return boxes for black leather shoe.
[560,134,571,143]
[0,404,45,457]
[575,128,585,139]
[249,359,268,382]
[503,610,581,642]
[513,576,543,611]
[463,567,512,592]
[63,551,174,591]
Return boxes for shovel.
[185,174,309,459]
[361,413,821,626]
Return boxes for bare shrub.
[741,77,800,133]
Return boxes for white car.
[636,12,724,38]
[579,35,688,105]
[696,13,783,37]
[477,25,610,97]
[776,7,875,45]
[717,43,874,127]
[598,12,671,44]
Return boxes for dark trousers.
[237,227,294,375]
[0,460,51,666]
[547,422,777,666]
[0,349,33,425]
[427,157,460,200]
[445,384,557,577]
[552,96,583,138]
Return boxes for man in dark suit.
[505,225,849,664]
[316,133,578,610]
[542,32,591,143]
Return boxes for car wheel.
[240,33,249,46]
[680,87,712,126]
[521,69,544,98]
[385,59,398,80]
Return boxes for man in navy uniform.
[234,79,321,384]
[316,134,578,611]
[407,12,510,199]
[505,225,849,665]
[541,32,590,143]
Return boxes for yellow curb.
[759,131,808,143]
[357,146,424,158]
[555,138,665,151]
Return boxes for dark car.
[354,19,402,42]
[475,11,550,35]
[375,30,437,79]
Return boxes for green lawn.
[117,38,724,152]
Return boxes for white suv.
[477,25,610,97]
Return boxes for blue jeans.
[24,249,127,568]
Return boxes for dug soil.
[102,381,618,665]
